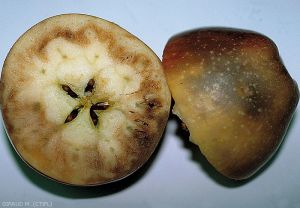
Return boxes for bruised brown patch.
[32,102,41,112]
[85,149,103,170]
[0,81,4,106]
[36,27,90,60]
[140,79,162,93]
[7,89,17,102]
[34,22,115,60]
[2,110,14,135]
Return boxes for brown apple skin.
[163,28,299,180]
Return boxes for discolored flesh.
[0,14,171,185]
[163,28,299,180]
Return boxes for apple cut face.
[163,28,299,180]
[0,14,170,185]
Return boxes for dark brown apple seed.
[62,84,78,98]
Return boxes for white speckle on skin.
[238,110,245,116]
[200,58,205,65]
[212,83,220,90]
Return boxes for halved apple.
[0,14,171,185]
[163,28,299,180]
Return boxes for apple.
[162,28,299,180]
[0,14,171,185]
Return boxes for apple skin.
[163,28,299,180]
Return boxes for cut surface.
[0,14,170,185]
[163,28,299,180]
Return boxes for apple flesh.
[163,28,299,180]
[0,14,171,185]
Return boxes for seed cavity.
[62,79,110,127]
[85,78,95,94]
[62,85,78,98]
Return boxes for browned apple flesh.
[0,14,171,185]
[163,28,299,180]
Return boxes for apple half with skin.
[0,14,171,185]
[162,28,299,180]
